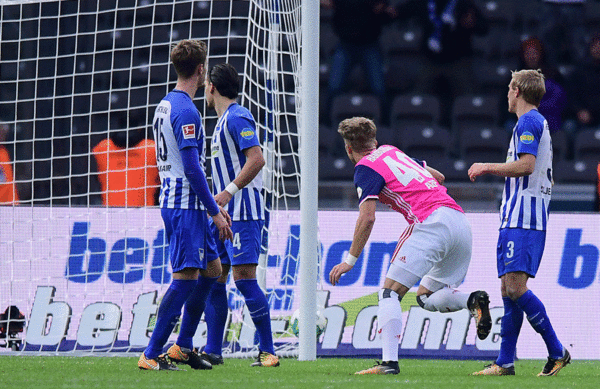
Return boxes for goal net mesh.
[0,0,315,357]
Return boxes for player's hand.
[329,262,353,286]
[212,212,233,242]
[219,206,232,227]
[468,163,486,182]
[214,190,233,207]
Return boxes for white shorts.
[386,206,472,291]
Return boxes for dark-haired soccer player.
[469,69,570,376]
[138,39,233,371]
[201,63,279,367]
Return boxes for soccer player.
[137,40,233,371]
[329,116,492,375]
[201,63,279,367]
[469,69,571,376]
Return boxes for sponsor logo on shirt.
[240,128,255,139]
[182,124,196,139]
[520,132,534,144]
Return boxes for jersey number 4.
[383,152,430,186]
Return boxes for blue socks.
[144,279,196,359]
[496,297,523,367]
[176,276,219,350]
[204,281,229,355]
[235,278,274,355]
[516,290,564,359]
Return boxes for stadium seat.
[330,94,381,127]
[432,156,470,182]
[459,125,509,164]
[472,59,515,96]
[480,0,515,30]
[390,94,441,129]
[573,129,600,163]
[553,160,598,184]
[452,94,500,135]
[398,124,452,166]
[551,130,569,162]
[319,152,355,181]
[376,126,398,149]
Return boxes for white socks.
[377,289,403,362]
[418,287,469,313]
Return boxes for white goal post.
[0,0,320,360]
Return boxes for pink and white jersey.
[354,145,463,224]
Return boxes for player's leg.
[202,263,230,365]
[229,220,278,367]
[164,210,214,370]
[505,229,568,375]
[414,209,492,340]
[139,209,200,370]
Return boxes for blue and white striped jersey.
[500,109,553,231]
[152,90,207,210]
[210,102,265,221]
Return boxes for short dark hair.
[170,39,207,79]
[208,63,239,99]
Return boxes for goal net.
[0,0,320,357]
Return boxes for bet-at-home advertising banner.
[0,207,598,359]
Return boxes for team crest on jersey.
[240,128,255,139]
[182,124,196,139]
[520,132,534,144]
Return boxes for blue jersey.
[500,109,553,231]
[152,90,208,210]
[210,103,265,221]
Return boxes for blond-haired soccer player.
[137,39,233,371]
[329,117,491,375]
[469,69,570,376]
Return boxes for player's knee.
[202,260,222,278]
[377,288,403,328]
[232,264,257,280]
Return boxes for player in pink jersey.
[329,117,491,375]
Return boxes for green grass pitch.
[1,356,599,389]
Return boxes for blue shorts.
[217,220,264,266]
[207,218,231,263]
[161,208,209,273]
[496,228,546,278]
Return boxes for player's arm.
[425,165,445,185]
[468,153,536,182]
[214,145,265,206]
[181,146,233,240]
[329,198,377,286]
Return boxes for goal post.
[0,0,321,358]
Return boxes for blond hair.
[337,117,377,152]
[170,39,207,79]
[510,69,546,107]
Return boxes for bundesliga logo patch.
[182,124,196,139]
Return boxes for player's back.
[152,90,206,210]
[356,145,462,224]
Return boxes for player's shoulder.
[357,145,398,165]
[227,103,254,122]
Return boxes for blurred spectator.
[92,129,159,207]
[0,123,19,205]
[322,0,397,124]
[518,36,568,133]
[567,33,600,129]
[540,0,586,64]
[395,0,488,128]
